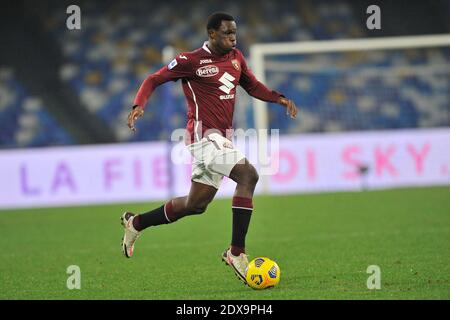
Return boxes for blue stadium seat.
[0,68,74,148]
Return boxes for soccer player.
[122,12,298,284]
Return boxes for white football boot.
[120,212,141,258]
[222,249,249,285]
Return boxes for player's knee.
[245,166,259,187]
[234,164,259,187]
[250,169,259,186]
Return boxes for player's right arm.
[127,55,192,132]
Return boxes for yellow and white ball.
[245,257,281,290]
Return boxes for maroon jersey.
[134,42,283,143]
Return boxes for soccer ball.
[245,257,281,290]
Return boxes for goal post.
[249,33,450,193]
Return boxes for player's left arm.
[238,52,298,119]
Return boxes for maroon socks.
[230,196,253,256]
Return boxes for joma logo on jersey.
[196,65,219,77]
[200,59,213,65]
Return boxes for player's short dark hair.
[206,12,235,31]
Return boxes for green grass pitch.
[0,186,449,300]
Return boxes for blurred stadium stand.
[265,48,450,133]
[0,0,449,148]
[0,67,74,147]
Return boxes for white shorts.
[187,133,246,189]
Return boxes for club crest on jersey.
[196,65,219,77]
[231,59,240,71]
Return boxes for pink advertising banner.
[0,128,449,209]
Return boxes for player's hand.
[278,97,298,119]
[127,105,144,132]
